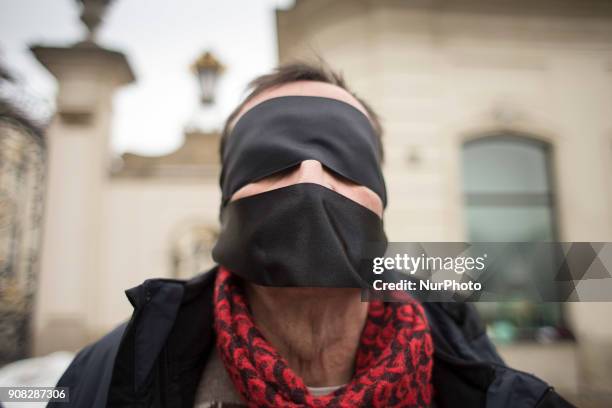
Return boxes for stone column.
[31,43,134,355]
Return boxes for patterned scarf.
[213,267,434,407]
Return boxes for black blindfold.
[220,95,387,208]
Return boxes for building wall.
[277,0,612,402]
[95,178,220,337]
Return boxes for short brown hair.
[220,61,384,161]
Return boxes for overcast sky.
[0,0,293,156]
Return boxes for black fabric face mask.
[212,95,388,288]
[212,183,387,287]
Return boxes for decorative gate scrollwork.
[0,106,46,366]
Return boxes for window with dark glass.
[462,133,567,343]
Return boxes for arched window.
[462,133,565,342]
[463,134,556,241]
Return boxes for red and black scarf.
[214,267,434,407]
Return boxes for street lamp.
[191,51,224,105]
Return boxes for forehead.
[231,80,370,129]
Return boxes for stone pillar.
[31,43,134,355]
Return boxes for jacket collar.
[112,267,501,407]
[108,268,218,406]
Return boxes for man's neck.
[244,283,369,387]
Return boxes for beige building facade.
[277,0,612,404]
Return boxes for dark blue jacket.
[49,267,574,407]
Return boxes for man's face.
[228,80,384,218]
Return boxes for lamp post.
[191,51,224,105]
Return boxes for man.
[50,63,573,407]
